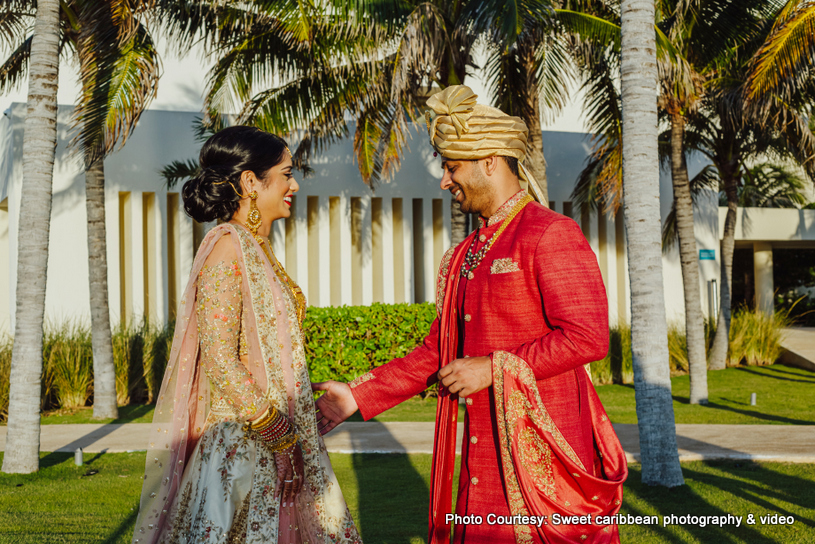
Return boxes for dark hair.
[182,126,289,223]
[468,156,520,177]
[502,156,519,177]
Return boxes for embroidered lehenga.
[133,223,361,544]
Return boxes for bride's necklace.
[460,194,533,280]
[233,221,308,326]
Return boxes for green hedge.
[303,303,436,383]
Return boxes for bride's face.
[256,155,298,223]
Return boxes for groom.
[313,85,627,544]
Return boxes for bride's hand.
[274,442,305,504]
[312,381,358,435]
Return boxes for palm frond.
[0,34,31,94]
[556,9,620,51]
[73,23,161,163]
[738,162,809,207]
[745,2,815,101]
[464,0,555,48]
[160,158,200,189]
[0,3,33,50]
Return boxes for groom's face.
[440,159,496,215]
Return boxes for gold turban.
[425,85,547,205]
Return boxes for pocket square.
[490,258,521,274]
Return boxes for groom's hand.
[312,381,358,435]
[438,356,492,397]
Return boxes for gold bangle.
[270,432,298,452]
[243,406,278,432]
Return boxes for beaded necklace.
[460,194,533,279]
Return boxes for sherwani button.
[470,436,478,444]
[471,477,478,485]
[466,398,473,406]
[479,235,487,242]
[464,314,472,322]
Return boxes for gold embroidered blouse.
[196,260,264,420]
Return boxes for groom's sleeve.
[349,317,441,420]
[504,219,609,380]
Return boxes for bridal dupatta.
[133,223,359,544]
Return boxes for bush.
[112,321,147,406]
[728,306,793,366]
[47,323,93,409]
[0,335,11,420]
[303,303,436,384]
[590,324,633,385]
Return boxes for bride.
[132,126,361,544]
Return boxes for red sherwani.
[350,192,624,543]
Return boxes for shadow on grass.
[112,404,155,423]
[669,396,812,425]
[351,423,429,543]
[102,506,139,544]
[39,452,73,470]
[686,461,815,528]
[763,366,815,379]
[734,367,815,385]
[625,464,777,544]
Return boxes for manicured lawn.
[21,364,815,427]
[38,404,156,425]
[597,364,815,425]
[0,452,812,543]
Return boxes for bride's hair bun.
[182,126,289,223]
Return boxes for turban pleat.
[425,85,548,206]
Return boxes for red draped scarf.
[429,237,471,544]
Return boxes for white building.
[1,44,814,332]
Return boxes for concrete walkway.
[2,421,813,463]
[781,327,815,372]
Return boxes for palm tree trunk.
[85,155,118,419]
[708,166,738,370]
[450,197,467,246]
[669,112,708,404]
[525,98,549,202]
[2,0,61,474]
[620,0,684,487]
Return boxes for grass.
[1,452,813,543]
[39,404,157,425]
[597,364,815,425]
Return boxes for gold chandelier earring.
[246,190,262,236]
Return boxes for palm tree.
[619,0,684,486]
[565,0,814,395]
[707,0,815,370]
[1,0,61,474]
[1,0,161,421]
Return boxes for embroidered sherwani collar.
[478,190,529,228]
